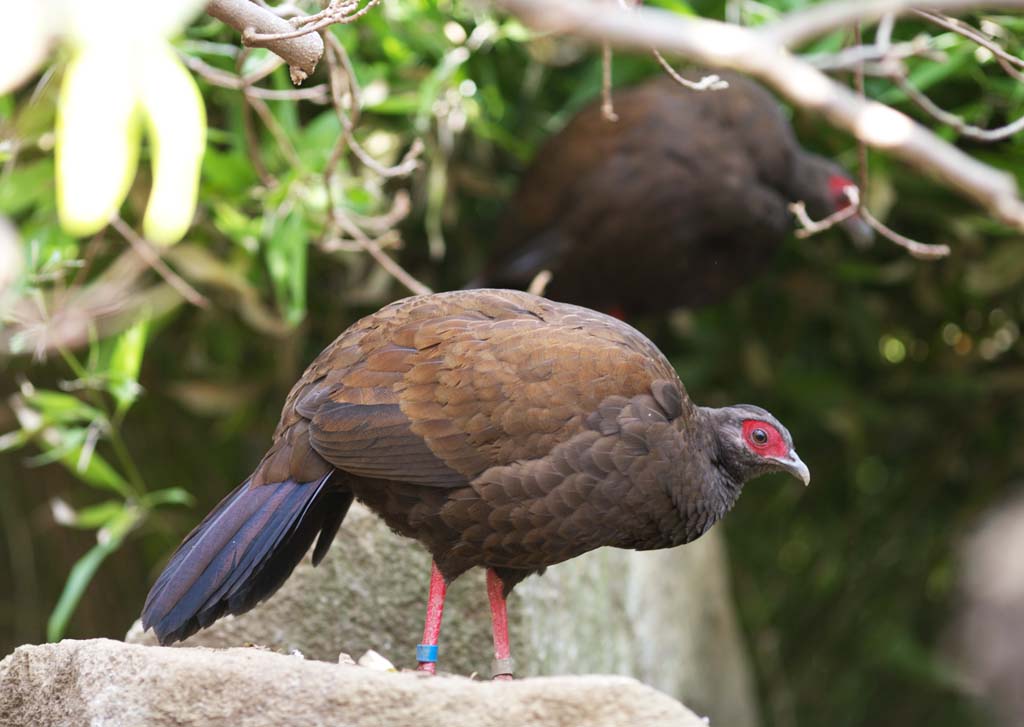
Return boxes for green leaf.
[0,429,29,453]
[24,426,89,466]
[212,201,261,245]
[30,430,133,497]
[142,487,196,509]
[46,508,139,641]
[68,448,132,496]
[415,47,472,132]
[645,0,696,16]
[107,317,150,415]
[363,92,420,115]
[47,541,115,641]
[264,209,307,326]
[0,158,55,216]
[26,390,106,427]
[66,499,126,529]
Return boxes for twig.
[789,199,861,237]
[347,190,412,233]
[497,0,1024,229]
[320,230,401,253]
[239,93,275,188]
[349,137,424,178]
[790,194,951,259]
[853,24,870,203]
[332,211,432,296]
[651,51,728,90]
[243,0,383,45]
[846,22,943,259]
[890,73,1024,141]
[247,94,304,169]
[860,207,952,259]
[527,270,553,296]
[760,0,1024,49]
[806,36,941,72]
[601,43,619,121]
[316,30,431,298]
[109,217,210,308]
[877,11,896,48]
[913,10,1024,81]
[182,54,330,101]
[618,0,727,92]
[325,32,363,126]
[206,0,325,84]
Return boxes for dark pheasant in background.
[142,290,810,678]
[478,72,873,316]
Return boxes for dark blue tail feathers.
[142,475,352,645]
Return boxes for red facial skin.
[742,419,790,459]
[828,175,856,211]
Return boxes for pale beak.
[776,450,811,486]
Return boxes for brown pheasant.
[479,72,873,315]
[142,289,809,678]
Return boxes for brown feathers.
[479,72,866,315]
[144,290,806,644]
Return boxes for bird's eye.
[750,428,769,446]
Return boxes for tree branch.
[497,0,1024,230]
[206,0,325,84]
[759,0,1024,49]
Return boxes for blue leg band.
[416,644,438,663]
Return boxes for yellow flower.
[2,0,207,246]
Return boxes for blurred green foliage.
[3,2,1024,727]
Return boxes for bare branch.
[246,93,304,169]
[527,270,553,296]
[852,24,870,203]
[332,212,432,296]
[617,0,727,92]
[243,0,383,45]
[110,217,210,309]
[182,54,330,101]
[601,43,619,122]
[347,190,413,234]
[789,200,860,237]
[914,10,1024,81]
[497,0,1024,230]
[890,73,1024,141]
[790,194,951,259]
[860,207,952,259]
[806,35,942,72]
[206,0,325,84]
[316,33,432,298]
[651,51,728,90]
[353,137,424,177]
[759,0,1024,49]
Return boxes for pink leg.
[416,561,447,674]
[486,568,515,681]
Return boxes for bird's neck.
[704,408,751,504]
[662,410,746,544]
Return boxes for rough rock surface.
[956,494,1024,726]
[127,503,758,726]
[0,639,707,727]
